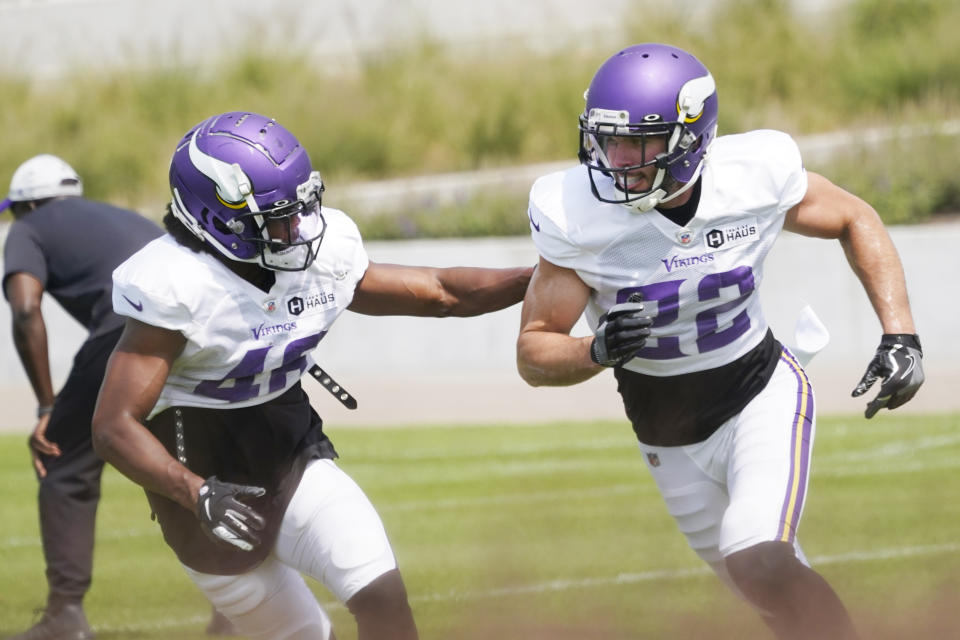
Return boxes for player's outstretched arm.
[348,261,532,317]
[517,257,603,387]
[784,171,923,416]
[91,319,205,511]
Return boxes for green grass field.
[1,413,958,639]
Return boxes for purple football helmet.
[169,111,326,271]
[578,43,718,212]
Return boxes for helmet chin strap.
[616,164,667,213]
[623,159,705,213]
[633,187,667,212]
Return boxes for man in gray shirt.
[2,155,230,639]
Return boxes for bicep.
[4,272,45,316]
[784,171,870,239]
[519,257,590,337]
[349,261,450,316]
[97,319,186,422]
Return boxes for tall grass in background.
[1,0,958,235]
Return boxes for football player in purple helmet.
[519,43,922,639]
[168,111,326,272]
[578,42,718,212]
[92,111,532,640]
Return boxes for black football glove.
[196,476,267,552]
[852,334,924,419]
[590,295,653,367]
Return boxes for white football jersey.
[112,207,368,417]
[528,129,807,376]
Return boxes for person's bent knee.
[346,569,417,639]
[346,569,411,618]
[726,540,802,600]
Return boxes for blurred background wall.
[1,0,844,78]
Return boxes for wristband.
[37,405,54,418]
[880,333,922,353]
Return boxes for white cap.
[0,154,83,212]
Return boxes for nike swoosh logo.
[122,294,143,312]
[902,353,916,377]
[527,208,541,232]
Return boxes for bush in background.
[1,0,957,237]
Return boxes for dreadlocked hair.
[162,204,209,254]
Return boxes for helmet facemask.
[228,171,327,272]
[579,107,710,213]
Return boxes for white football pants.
[637,348,815,589]
[183,458,398,640]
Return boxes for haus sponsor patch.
[704,217,759,251]
[286,289,337,317]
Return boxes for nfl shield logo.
[676,229,693,245]
[646,452,661,467]
[264,299,277,313]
